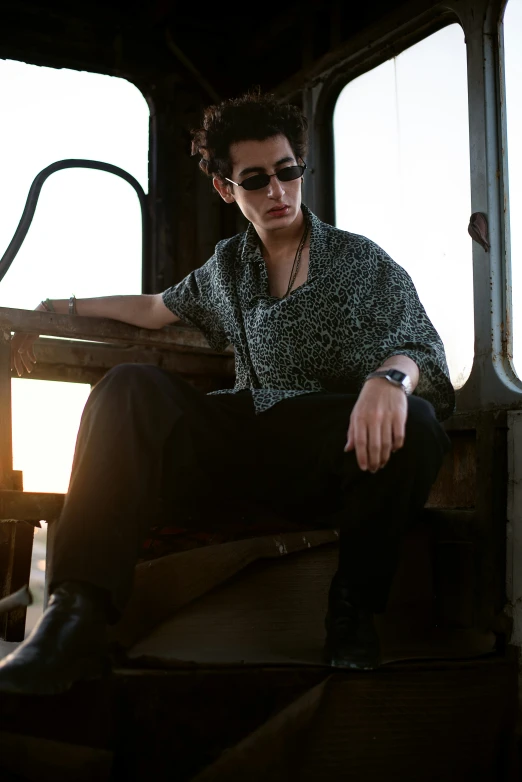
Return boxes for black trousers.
[49,365,450,618]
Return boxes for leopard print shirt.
[162,205,455,420]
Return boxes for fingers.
[347,412,385,472]
[344,419,354,452]
[20,348,36,374]
[351,418,370,472]
[12,346,24,377]
[366,416,382,472]
[345,402,407,472]
[11,335,38,377]
[392,414,406,453]
[379,419,393,468]
[11,338,24,377]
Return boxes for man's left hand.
[344,378,408,472]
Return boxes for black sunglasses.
[226,163,306,192]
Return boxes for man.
[0,90,453,694]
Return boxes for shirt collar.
[240,222,264,265]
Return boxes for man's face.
[214,135,304,233]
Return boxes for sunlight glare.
[12,379,91,493]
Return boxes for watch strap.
[365,369,413,395]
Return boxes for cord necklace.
[283,218,310,299]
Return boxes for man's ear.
[213,177,236,203]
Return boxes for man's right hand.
[11,293,181,377]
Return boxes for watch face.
[387,369,406,383]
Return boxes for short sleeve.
[162,255,230,353]
[366,242,455,421]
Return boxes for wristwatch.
[365,368,413,395]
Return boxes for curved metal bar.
[0,159,149,290]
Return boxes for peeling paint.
[501,310,513,362]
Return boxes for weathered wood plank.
[0,490,64,522]
[0,330,13,490]
[23,337,235,380]
[0,306,234,354]
[0,330,15,640]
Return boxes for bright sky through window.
[334,24,473,390]
[0,61,149,493]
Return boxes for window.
[0,61,148,634]
[334,24,472,388]
[0,60,148,311]
[0,60,149,494]
[503,1,522,377]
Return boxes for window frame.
[498,1,517,384]
[299,0,521,413]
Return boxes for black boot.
[0,582,111,695]
[323,575,381,670]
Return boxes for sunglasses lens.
[242,174,270,191]
[239,165,305,191]
[277,165,305,182]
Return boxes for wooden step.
[0,655,518,782]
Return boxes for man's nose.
[267,175,285,198]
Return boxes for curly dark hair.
[191,89,308,183]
